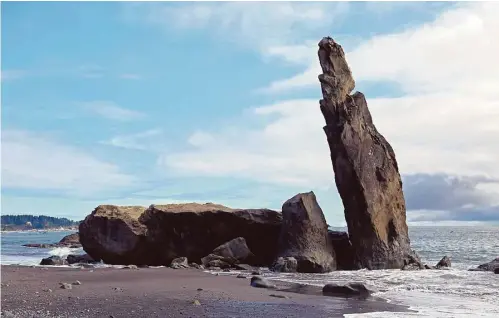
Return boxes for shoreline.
[1,265,412,318]
[0,228,77,234]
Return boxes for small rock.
[494,268,499,274]
[223,268,231,272]
[59,283,72,290]
[43,288,53,293]
[269,294,288,299]
[192,299,201,306]
[72,280,82,285]
[250,276,276,289]
[170,257,189,269]
[41,256,68,266]
[435,256,451,269]
[322,283,370,299]
[197,288,203,291]
[113,287,123,292]
[251,270,262,275]
[123,265,138,270]
[237,274,246,279]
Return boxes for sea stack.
[317,37,413,269]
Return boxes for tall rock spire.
[318,37,414,269]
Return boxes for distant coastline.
[0,226,78,233]
[1,214,80,233]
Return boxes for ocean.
[1,226,498,317]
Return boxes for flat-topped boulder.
[140,203,281,266]
[79,203,282,266]
[317,37,414,269]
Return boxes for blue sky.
[2,1,499,226]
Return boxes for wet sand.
[1,265,410,318]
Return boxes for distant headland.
[0,214,80,232]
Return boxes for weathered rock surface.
[273,192,335,273]
[79,205,151,265]
[322,283,370,299]
[272,256,298,273]
[201,254,233,269]
[317,37,413,269]
[469,257,499,272]
[40,256,68,266]
[211,237,255,264]
[328,231,357,270]
[140,203,281,266]
[79,203,281,266]
[23,232,81,249]
[435,256,451,269]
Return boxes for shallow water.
[1,226,498,317]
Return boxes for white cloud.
[81,101,145,121]
[262,2,499,95]
[158,2,499,204]
[130,1,349,53]
[1,130,135,196]
[102,129,163,151]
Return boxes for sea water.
[1,226,498,317]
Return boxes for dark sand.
[1,265,410,318]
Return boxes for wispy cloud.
[1,130,136,197]
[127,2,349,53]
[157,3,499,222]
[102,129,163,151]
[81,101,145,121]
[0,70,28,81]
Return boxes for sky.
[1,1,498,226]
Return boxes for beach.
[1,265,409,318]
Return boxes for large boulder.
[79,203,282,266]
[211,237,254,263]
[317,37,414,269]
[328,231,357,270]
[66,254,96,265]
[322,283,370,299]
[79,205,152,265]
[272,192,335,273]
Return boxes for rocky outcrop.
[23,232,81,249]
[211,237,255,263]
[79,203,281,266]
[435,256,451,269]
[328,231,356,270]
[469,257,499,272]
[317,37,413,269]
[140,203,281,266]
[272,192,335,273]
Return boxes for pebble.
[72,280,82,285]
[192,299,201,306]
[269,294,288,299]
[197,288,203,291]
[59,283,72,290]
[237,274,246,279]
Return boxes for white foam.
[48,246,83,258]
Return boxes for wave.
[48,246,83,258]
